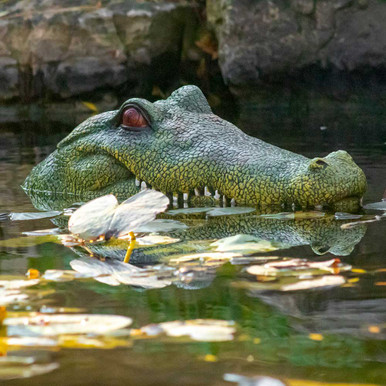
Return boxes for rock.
[0,0,200,102]
[207,0,386,94]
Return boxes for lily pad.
[0,356,59,381]
[211,234,285,254]
[70,258,171,289]
[68,190,169,241]
[246,258,351,277]
[281,275,345,291]
[167,207,212,215]
[4,313,133,336]
[135,219,188,232]
[363,201,386,211]
[207,207,256,217]
[141,319,236,342]
[10,211,61,221]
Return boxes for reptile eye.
[121,107,148,129]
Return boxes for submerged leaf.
[68,190,169,241]
[141,319,235,342]
[4,313,133,336]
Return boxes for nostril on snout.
[309,158,329,170]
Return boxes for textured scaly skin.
[23,86,367,209]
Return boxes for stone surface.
[207,0,386,91]
[0,0,200,102]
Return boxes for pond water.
[0,98,385,385]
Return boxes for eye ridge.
[120,105,150,130]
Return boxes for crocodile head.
[23,85,367,210]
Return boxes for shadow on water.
[0,96,385,385]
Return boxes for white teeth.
[214,190,220,200]
[194,188,200,196]
[183,193,188,201]
[135,178,140,187]
[315,204,323,210]
[291,203,296,211]
[231,198,236,206]
[140,181,147,190]
[204,186,210,196]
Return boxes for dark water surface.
[0,99,385,385]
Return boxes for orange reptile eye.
[121,107,148,128]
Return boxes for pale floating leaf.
[281,275,345,291]
[224,373,285,386]
[1,337,58,347]
[0,356,59,381]
[68,190,169,241]
[70,258,171,289]
[22,228,60,236]
[68,194,118,240]
[334,212,363,220]
[4,313,133,336]
[169,252,242,265]
[134,235,180,246]
[167,207,212,215]
[42,270,92,282]
[207,207,256,216]
[110,190,169,236]
[0,278,40,289]
[246,258,350,277]
[363,201,386,211]
[135,219,188,232]
[141,319,235,342]
[0,289,29,305]
[211,234,284,254]
[10,211,62,221]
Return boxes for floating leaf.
[134,235,180,246]
[211,234,285,254]
[0,277,40,289]
[70,258,171,289]
[281,275,345,291]
[135,219,188,232]
[22,228,60,236]
[0,356,59,381]
[0,289,29,305]
[10,211,61,221]
[167,207,212,215]
[246,258,350,277]
[4,313,133,336]
[334,212,363,220]
[224,373,285,386]
[207,207,256,217]
[42,270,92,282]
[363,201,386,211]
[169,252,242,265]
[68,190,169,241]
[141,319,235,342]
